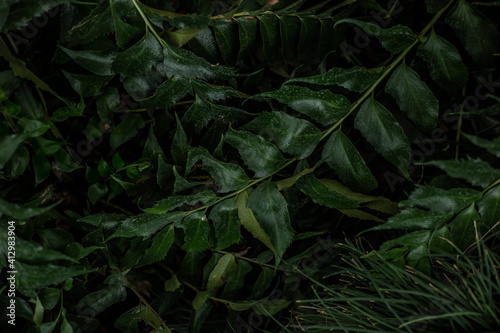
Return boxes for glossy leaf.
[222,260,252,296]
[463,133,500,157]
[110,114,145,150]
[65,1,114,45]
[400,185,482,214]
[251,85,351,125]
[19,118,50,138]
[182,95,215,135]
[172,113,190,166]
[112,32,162,77]
[186,147,250,193]
[279,15,300,64]
[448,203,480,250]
[417,31,468,94]
[423,157,500,188]
[0,134,25,168]
[446,0,500,66]
[138,225,175,267]
[385,63,439,131]
[140,76,191,110]
[236,18,258,63]
[16,262,90,289]
[247,181,294,258]
[209,199,242,250]
[54,148,82,173]
[88,183,108,205]
[206,253,236,291]
[59,46,115,76]
[336,19,417,55]
[259,14,281,65]
[97,87,120,121]
[286,66,383,93]
[182,212,210,252]
[211,20,237,65]
[236,189,278,255]
[110,0,142,49]
[242,111,321,159]
[62,71,109,97]
[366,208,454,231]
[355,98,411,178]
[144,190,217,215]
[107,212,183,239]
[225,127,285,178]
[76,283,126,317]
[322,130,377,191]
[33,154,51,186]
[477,184,500,230]
[298,17,319,63]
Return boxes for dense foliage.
[0,0,499,332]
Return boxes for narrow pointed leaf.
[110,114,145,150]
[211,20,237,65]
[235,18,258,63]
[183,212,210,252]
[138,225,175,267]
[59,46,115,76]
[206,253,236,291]
[140,76,192,110]
[367,208,454,231]
[259,14,281,65]
[209,199,242,250]
[172,113,190,166]
[463,133,500,157]
[144,190,217,215]
[448,203,480,250]
[400,186,482,214]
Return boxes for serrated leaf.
[144,190,217,215]
[186,147,250,193]
[423,157,500,188]
[140,76,192,109]
[259,14,281,65]
[295,172,360,210]
[209,199,241,250]
[62,71,109,97]
[448,203,479,250]
[0,198,60,220]
[107,212,183,239]
[339,209,384,223]
[279,15,300,64]
[110,114,145,150]
[273,167,314,191]
[477,184,500,231]
[446,0,500,66]
[59,46,116,76]
[138,225,175,267]
[236,18,258,63]
[251,85,351,125]
[182,95,215,134]
[463,133,500,157]
[110,0,143,49]
[366,208,454,232]
[3,0,69,31]
[163,44,234,79]
[400,185,482,214]
[385,63,439,131]
[322,130,377,191]
[298,17,319,63]
[355,98,411,178]
[183,212,210,252]
[76,283,126,317]
[242,111,321,159]
[172,113,190,166]
[225,127,285,178]
[286,66,383,93]
[112,32,162,77]
[65,1,114,45]
[211,20,237,65]
[336,19,417,55]
[206,253,236,291]
[236,189,278,255]
[417,31,468,94]
[191,80,241,102]
[247,181,294,258]
[16,262,90,289]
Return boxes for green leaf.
[423,157,500,188]
[385,63,439,131]
[417,30,468,94]
[222,260,252,296]
[211,20,237,65]
[110,114,145,150]
[16,262,90,289]
[76,283,127,317]
[113,32,162,77]
[354,98,411,178]
[249,266,276,299]
[367,208,454,232]
[400,185,482,214]
[279,15,300,64]
[9,144,30,178]
[448,203,480,250]
[88,183,108,205]
[322,130,377,191]
[144,190,217,215]
[97,158,113,178]
[32,137,63,156]
[259,14,281,65]
[97,87,121,121]
[206,253,236,292]
[182,212,210,252]
[65,1,114,45]
[236,189,278,255]
[225,127,285,178]
[286,66,383,93]
[169,27,204,47]
[50,99,85,122]
[39,288,61,311]
[236,18,258,63]
[253,299,291,316]
[186,147,250,193]
[108,212,183,239]
[62,71,109,97]
[209,199,242,250]
[182,95,215,134]
[157,155,174,191]
[59,46,116,76]
[0,199,60,220]
[172,113,190,166]
[477,184,500,231]
[163,44,234,80]
[19,118,51,138]
[173,165,201,193]
[3,0,68,31]
[298,17,319,63]
[336,19,417,55]
[242,111,321,159]
[112,153,125,169]
[140,76,192,109]
[54,148,82,172]
[273,167,314,191]
[463,133,500,157]
[34,296,44,327]
[0,134,25,168]
[110,0,143,49]
[446,0,500,66]
[295,172,360,210]
[247,181,294,258]
[33,154,51,185]
[138,225,175,267]
[251,85,351,125]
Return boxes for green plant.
[293,225,500,332]
[0,0,499,332]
